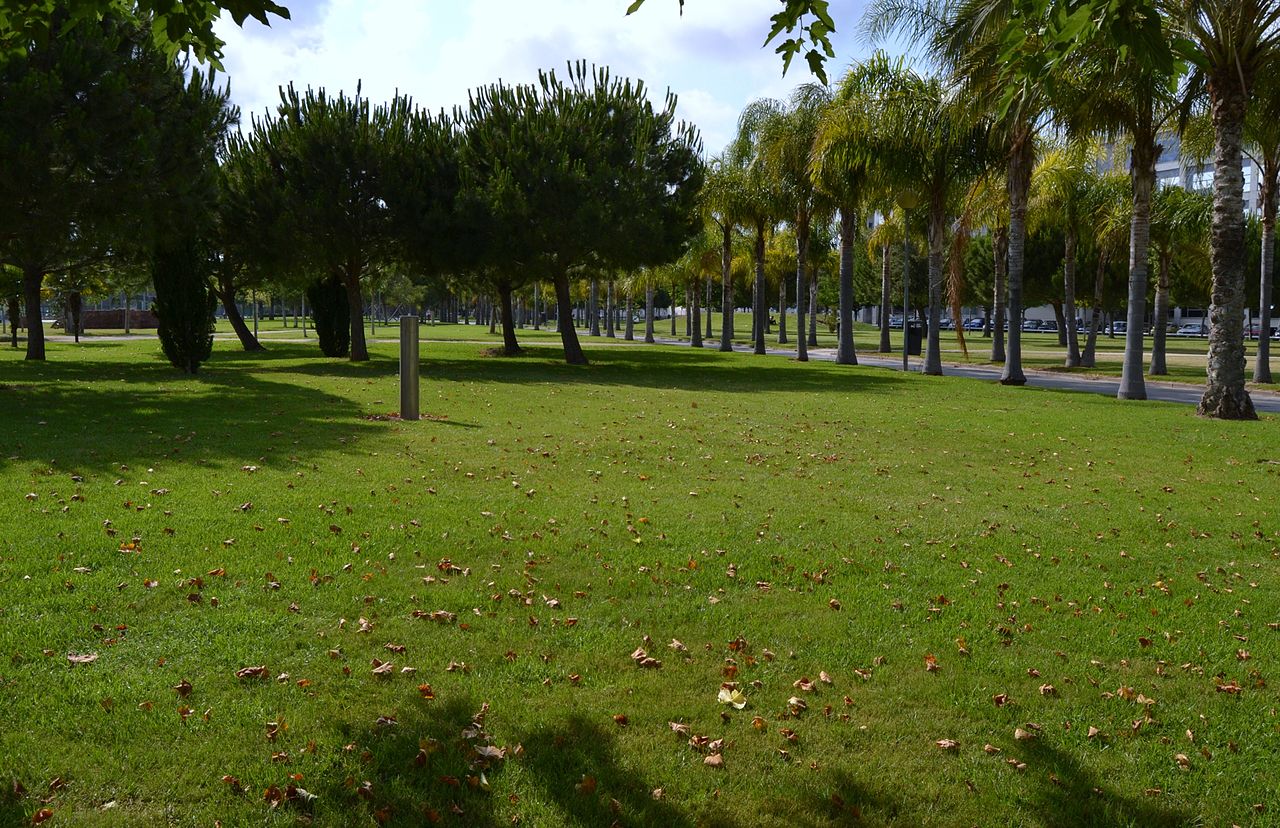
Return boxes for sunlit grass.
[0,337,1276,826]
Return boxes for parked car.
[1112,321,1127,334]
[1247,322,1277,337]
[1021,319,1040,331]
[963,318,984,331]
[1039,320,1058,332]
[1177,323,1207,337]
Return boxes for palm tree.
[1081,172,1131,367]
[751,87,833,363]
[865,0,1061,385]
[820,53,992,375]
[1030,141,1099,367]
[703,154,753,352]
[732,101,785,355]
[956,172,1010,362]
[1244,72,1280,383]
[865,209,905,352]
[1148,185,1212,374]
[1162,0,1279,418]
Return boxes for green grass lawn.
[1,337,1277,826]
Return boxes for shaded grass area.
[0,339,1277,826]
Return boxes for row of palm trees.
[674,1,1278,420]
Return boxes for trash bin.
[906,323,923,356]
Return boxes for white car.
[1177,323,1207,336]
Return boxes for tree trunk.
[1120,133,1157,400]
[217,274,264,351]
[123,292,131,335]
[795,212,809,362]
[923,200,945,375]
[607,281,617,338]
[878,243,892,353]
[671,281,678,337]
[1082,255,1107,368]
[1051,300,1067,346]
[554,274,587,365]
[498,285,522,356]
[778,274,788,345]
[720,222,734,351]
[644,285,655,344]
[70,290,82,343]
[1254,156,1276,384]
[8,295,19,348]
[983,305,991,337]
[23,266,45,361]
[342,269,369,361]
[837,208,858,364]
[533,282,541,330]
[1150,249,1171,375]
[625,294,635,341]
[808,271,818,347]
[589,279,601,337]
[705,275,713,341]
[754,226,767,355]
[1199,75,1257,418]
[1002,137,1032,385]
[488,296,498,334]
[1063,229,1081,366]
[992,225,1008,362]
[691,277,703,348]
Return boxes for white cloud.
[217,0,872,151]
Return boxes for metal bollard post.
[400,316,420,421]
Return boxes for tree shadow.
[519,714,693,828]
[421,344,908,396]
[309,694,507,827]
[0,347,386,473]
[1017,740,1192,828]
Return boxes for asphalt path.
[44,330,1280,414]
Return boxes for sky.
[214,0,882,155]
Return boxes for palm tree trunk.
[720,223,734,351]
[837,208,858,364]
[23,266,45,361]
[878,243,892,353]
[808,272,818,347]
[1051,300,1066,346]
[795,213,808,362]
[923,201,945,375]
[1001,137,1032,385]
[488,296,497,334]
[1063,229,1081,366]
[1150,249,1171,376]
[625,294,635,341]
[498,284,522,356]
[606,280,616,338]
[1255,157,1276,384]
[533,282,541,330]
[705,275,713,341]
[684,286,692,337]
[1120,134,1157,400]
[554,274,588,365]
[644,285,655,344]
[1199,77,1256,418]
[778,277,788,345]
[691,278,703,348]
[218,273,264,352]
[589,279,600,337]
[992,226,1008,362]
[1082,255,1107,368]
[754,225,767,354]
[671,282,678,337]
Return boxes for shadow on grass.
[1017,740,1191,828]
[520,714,693,828]
[0,345,385,473]
[430,344,907,396]
[313,695,507,827]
